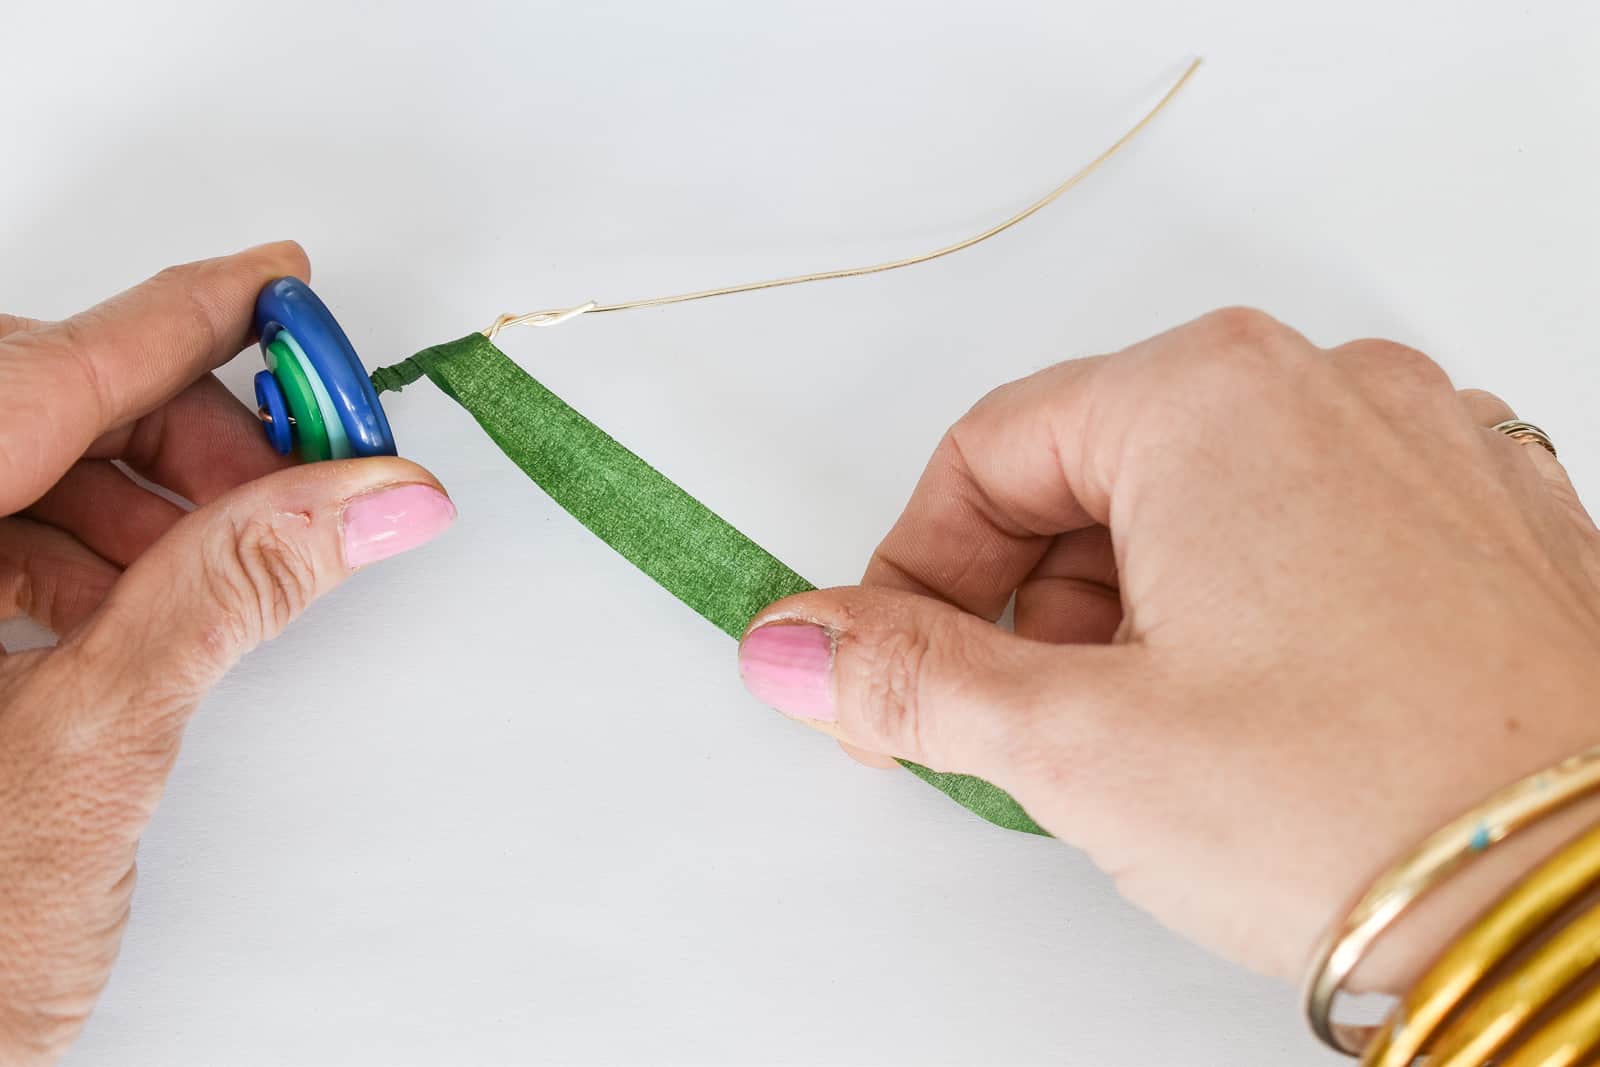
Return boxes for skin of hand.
[0,244,454,1065]
[738,307,1600,993]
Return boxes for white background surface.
[4,2,1599,1064]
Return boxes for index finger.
[863,355,1111,619]
[863,308,1317,619]
[0,241,310,515]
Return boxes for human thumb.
[0,462,450,1064]
[60,460,453,736]
[738,586,1130,779]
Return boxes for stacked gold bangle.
[1301,743,1600,1062]
[1362,820,1600,1065]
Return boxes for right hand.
[738,307,1600,990]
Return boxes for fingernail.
[342,483,455,568]
[739,622,836,721]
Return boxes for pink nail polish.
[739,622,836,721]
[342,483,455,568]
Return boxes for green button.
[269,337,331,462]
[276,328,353,459]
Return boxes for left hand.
[0,244,453,1064]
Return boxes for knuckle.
[150,261,201,290]
[153,266,221,349]
[1456,387,1513,420]
[1197,305,1291,349]
[1181,307,1310,387]
[928,426,964,473]
[200,513,318,647]
[927,424,993,519]
[1134,308,1311,436]
[846,623,935,755]
[959,376,1027,431]
[32,315,114,425]
[1457,387,1503,407]
[1335,338,1453,395]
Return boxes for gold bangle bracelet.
[1302,743,1600,1054]
[1360,820,1600,1066]
[1494,978,1600,1067]
[1422,894,1600,1066]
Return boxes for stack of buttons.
[252,277,398,460]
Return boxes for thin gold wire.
[482,57,1202,341]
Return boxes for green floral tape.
[371,334,1047,837]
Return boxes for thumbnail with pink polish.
[342,484,456,568]
[739,622,836,721]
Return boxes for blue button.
[254,370,293,455]
[253,278,397,458]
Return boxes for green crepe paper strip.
[371,334,1047,838]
